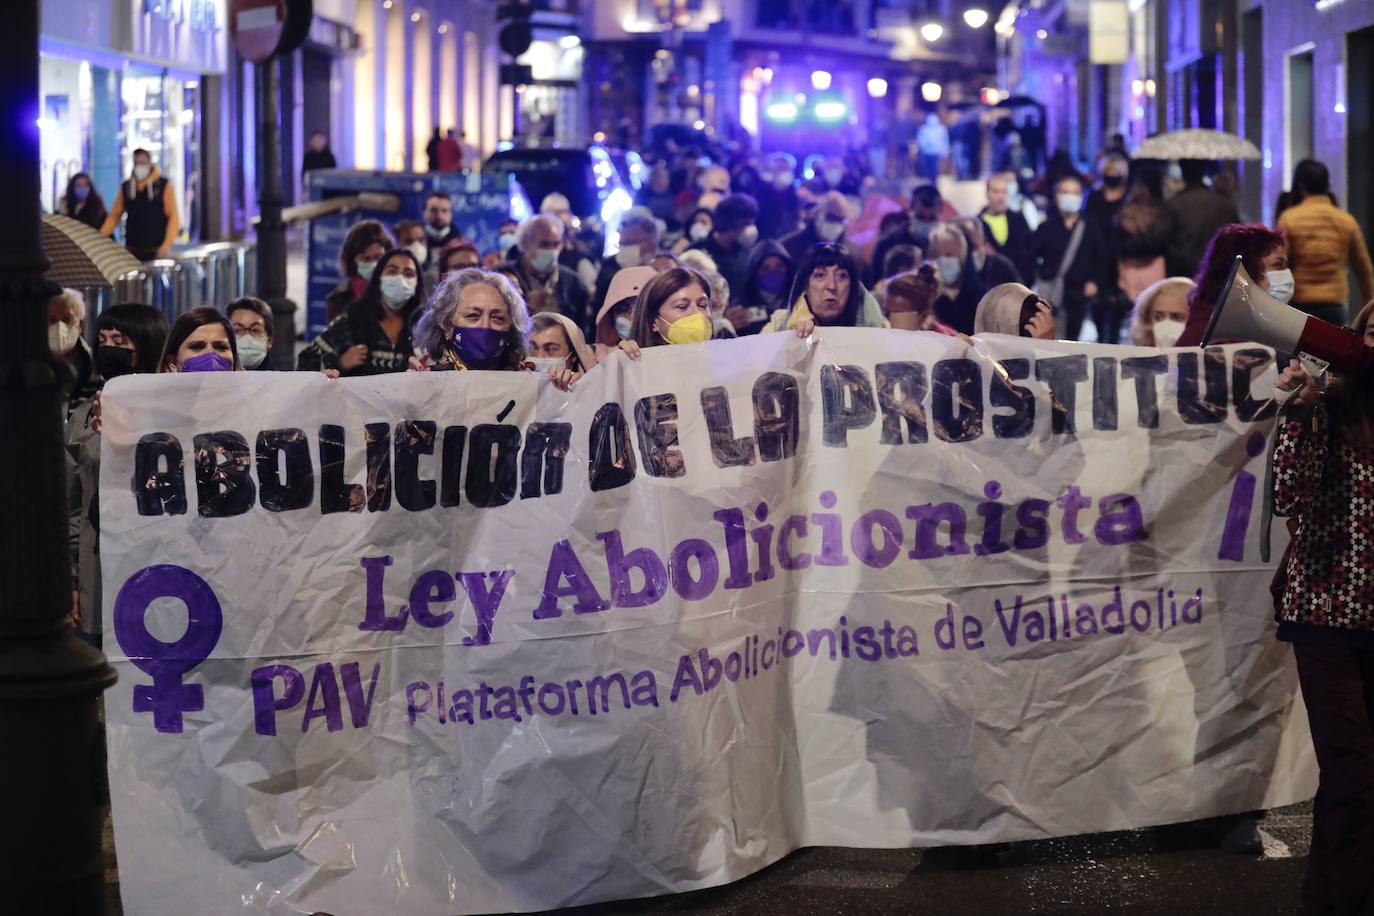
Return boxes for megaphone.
[1202,255,1371,377]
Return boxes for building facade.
[40,0,504,244]
[999,0,1374,287]
[581,0,998,170]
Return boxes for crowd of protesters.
[54,130,1374,914]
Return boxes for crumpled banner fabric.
[100,329,1315,915]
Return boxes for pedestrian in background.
[511,214,589,329]
[980,173,1034,284]
[226,296,276,370]
[779,191,851,266]
[302,130,337,175]
[1085,154,1132,342]
[973,282,1057,339]
[689,193,759,307]
[326,219,392,322]
[100,148,180,261]
[1115,167,1175,305]
[48,287,97,415]
[592,210,660,318]
[1166,160,1240,279]
[423,192,460,249]
[437,241,482,282]
[916,112,949,180]
[59,172,107,231]
[883,266,956,335]
[1271,297,1374,916]
[1029,175,1109,341]
[300,249,424,376]
[1276,159,1374,328]
[435,129,463,172]
[1128,277,1194,348]
[730,239,793,335]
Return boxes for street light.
[921,81,942,102]
[867,77,888,98]
[920,22,944,42]
[811,70,832,91]
[1036,28,1048,40]
[964,9,989,28]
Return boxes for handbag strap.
[1055,219,1086,282]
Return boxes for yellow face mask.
[657,311,713,345]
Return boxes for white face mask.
[424,222,449,239]
[689,222,710,242]
[236,334,269,368]
[49,321,81,356]
[817,219,845,242]
[615,245,644,268]
[936,256,962,286]
[1265,269,1295,304]
[498,232,518,252]
[406,242,428,266]
[1151,318,1185,349]
[614,315,633,340]
[356,258,379,280]
[379,274,416,309]
[739,225,760,247]
[133,163,151,182]
[1057,193,1083,214]
[530,248,558,273]
[531,355,569,373]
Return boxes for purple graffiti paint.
[113,564,223,734]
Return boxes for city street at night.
[5,1,1374,914]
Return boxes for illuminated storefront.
[41,0,224,243]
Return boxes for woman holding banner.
[762,242,887,337]
[1272,298,1374,915]
[411,268,578,391]
[299,249,425,377]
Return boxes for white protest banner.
[100,329,1316,915]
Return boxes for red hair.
[1189,223,1286,309]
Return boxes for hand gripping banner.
[100,329,1316,915]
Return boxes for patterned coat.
[1273,398,1374,630]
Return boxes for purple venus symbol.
[113,564,223,734]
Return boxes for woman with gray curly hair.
[411,268,578,389]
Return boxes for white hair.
[55,287,86,323]
[517,214,564,250]
[927,223,968,262]
[1130,276,1196,346]
[414,268,531,369]
[677,249,718,275]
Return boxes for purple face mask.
[450,326,507,369]
[179,352,233,373]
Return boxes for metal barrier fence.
[80,240,258,344]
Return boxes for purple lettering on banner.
[457,570,515,646]
[1218,431,1265,562]
[113,564,224,734]
[250,665,306,736]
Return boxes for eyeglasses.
[232,323,267,338]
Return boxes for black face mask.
[1103,175,1126,189]
[96,345,136,379]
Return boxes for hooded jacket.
[764,288,889,333]
[735,239,793,335]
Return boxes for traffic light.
[497,2,533,58]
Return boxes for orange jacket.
[1277,195,1374,308]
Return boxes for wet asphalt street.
[103,802,1313,915]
